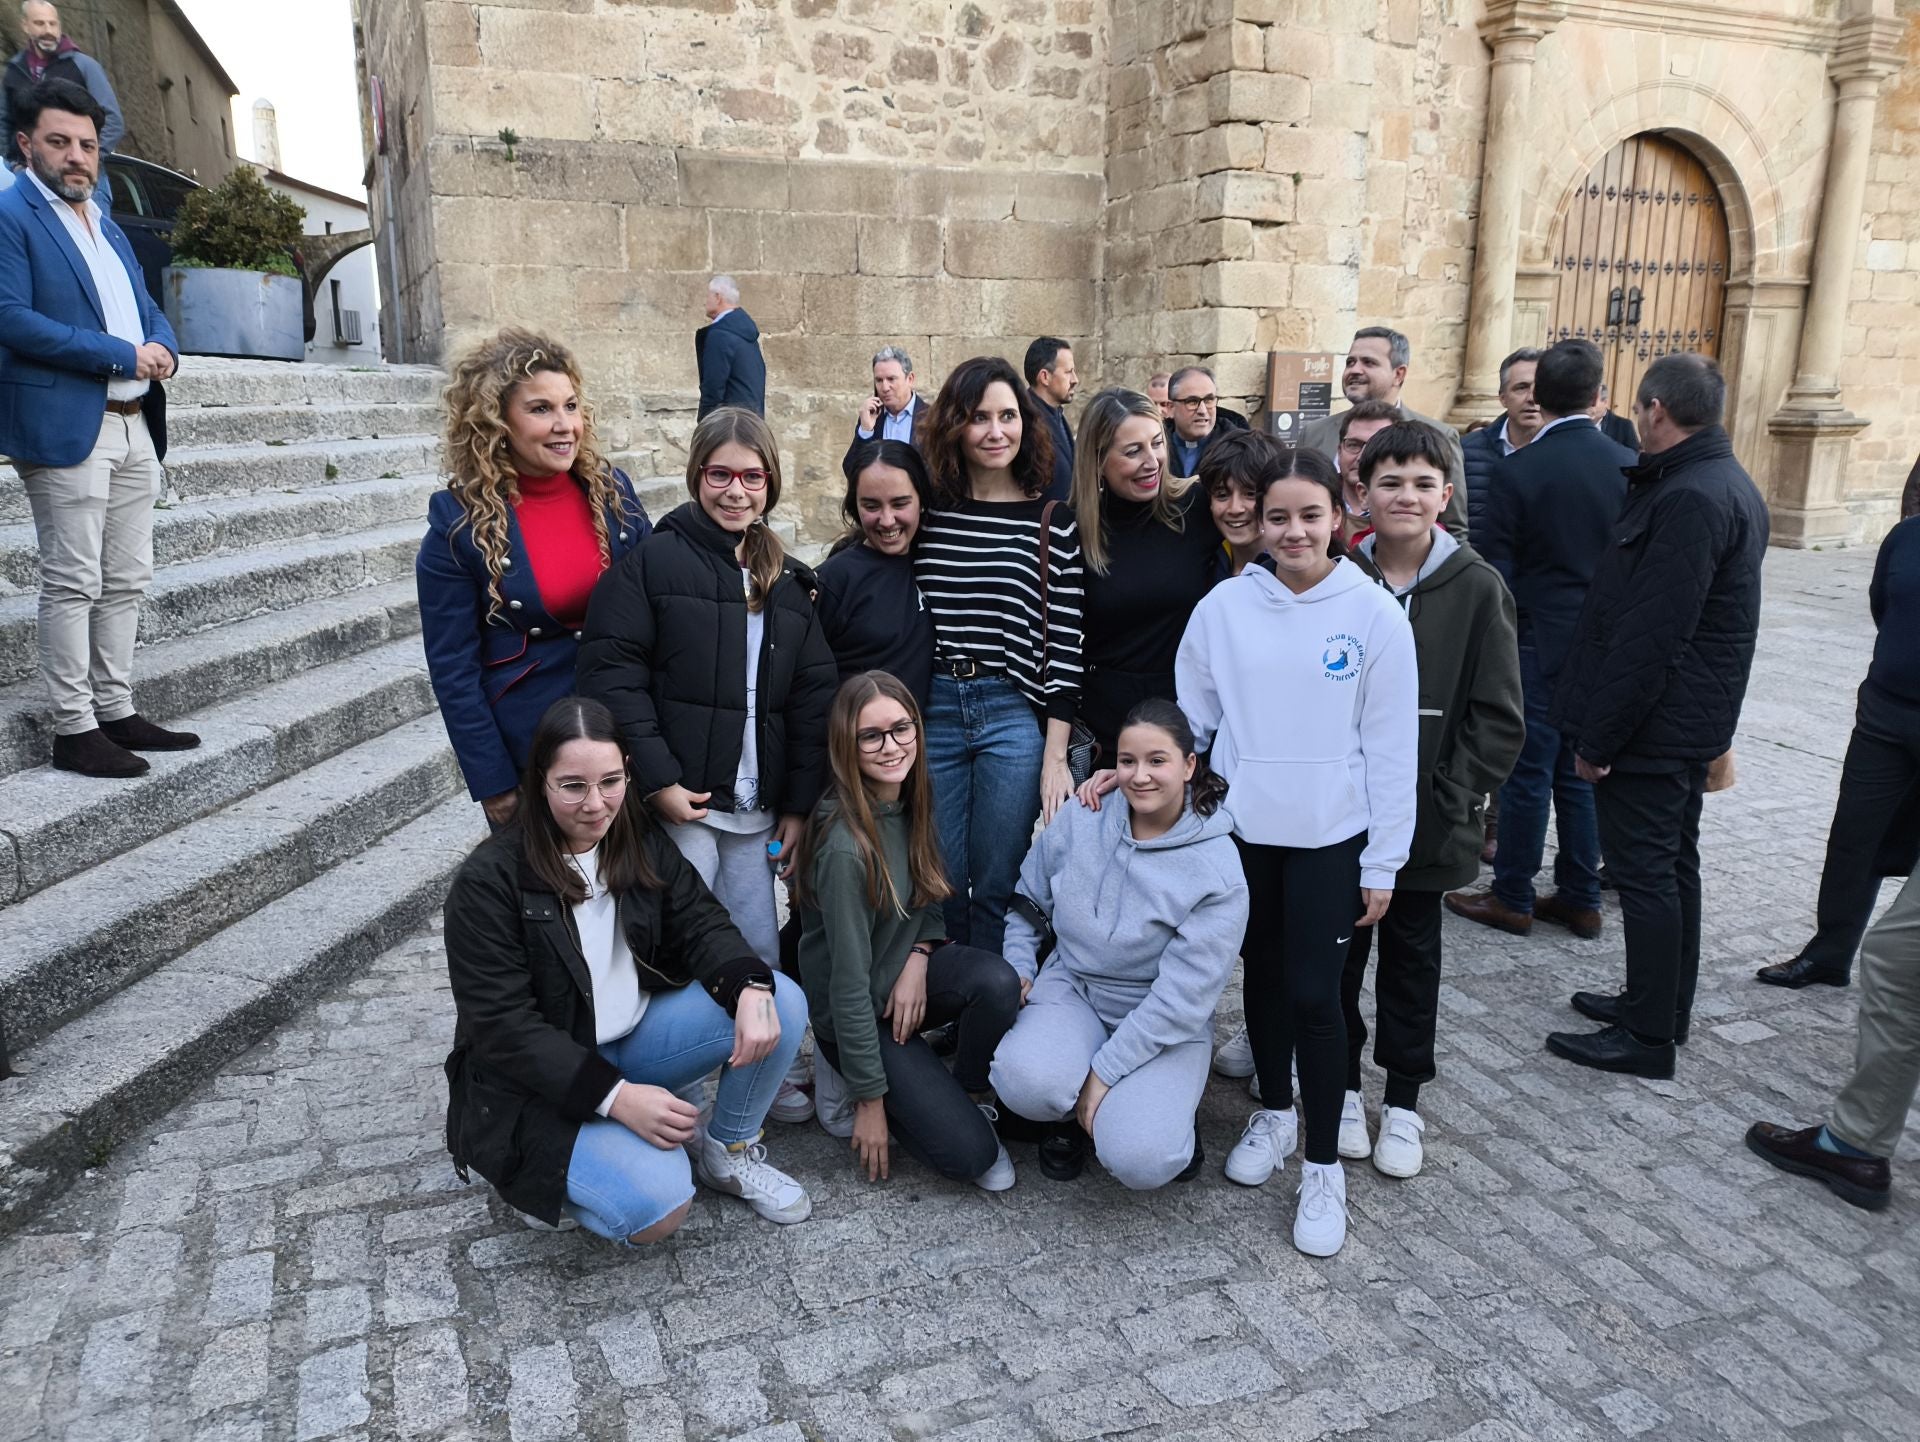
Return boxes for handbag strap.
[1037,500,1058,690]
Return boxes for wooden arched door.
[1547,134,1729,407]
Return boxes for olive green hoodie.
[1351,531,1525,891]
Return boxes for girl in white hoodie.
[1174,445,1418,1257]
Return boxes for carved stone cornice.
[1478,0,1567,51]
[1830,13,1904,87]
[1562,1,1836,55]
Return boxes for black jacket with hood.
[1351,531,1525,891]
[576,501,837,818]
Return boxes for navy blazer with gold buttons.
[416,469,650,801]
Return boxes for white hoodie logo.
[1322,633,1364,682]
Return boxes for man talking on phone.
[844,345,924,471]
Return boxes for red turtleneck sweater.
[513,473,602,627]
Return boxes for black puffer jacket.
[441,822,774,1223]
[1460,421,1504,541]
[577,501,837,815]
[1549,426,1769,768]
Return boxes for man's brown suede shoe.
[1443,889,1532,936]
[1534,892,1602,940]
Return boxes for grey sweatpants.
[989,967,1208,1189]
[664,817,780,969]
[1831,869,1920,1157]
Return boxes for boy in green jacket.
[1340,421,1526,1177]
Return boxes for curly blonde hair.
[440,328,625,622]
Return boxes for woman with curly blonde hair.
[418,328,650,825]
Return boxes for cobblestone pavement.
[6,546,1919,1442]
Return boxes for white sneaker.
[767,1078,815,1125]
[1372,1106,1425,1178]
[692,1126,812,1224]
[813,1056,856,1139]
[1223,1108,1297,1186]
[1337,1090,1372,1159]
[1213,1026,1256,1078]
[1293,1160,1349,1257]
[973,1102,1016,1191]
[514,1207,579,1232]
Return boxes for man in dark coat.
[695,275,766,418]
[1023,336,1077,502]
[1545,353,1769,1078]
[2,2,123,203]
[1447,339,1633,944]
[1591,383,1640,450]
[1460,347,1541,540]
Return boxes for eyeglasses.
[546,775,628,805]
[855,719,918,753]
[1172,394,1218,410]
[700,465,771,491]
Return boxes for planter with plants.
[162,167,309,361]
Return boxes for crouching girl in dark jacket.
[443,698,813,1242]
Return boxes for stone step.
[0,794,480,1234]
[0,579,419,779]
[0,715,459,1052]
[165,398,442,452]
[162,359,445,410]
[0,474,437,589]
[0,636,435,905]
[0,436,440,521]
[0,522,422,683]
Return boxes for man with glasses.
[1302,326,1468,539]
[1163,365,1247,478]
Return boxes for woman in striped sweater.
[914,356,1085,954]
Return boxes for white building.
[256,165,382,361]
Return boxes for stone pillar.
[1765,13,1903,547]
[1449,1,1565,426]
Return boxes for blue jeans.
[1492,641,1601,912]
[926,672,1045,954]
[564,974,806,1243]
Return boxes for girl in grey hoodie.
[990,699,1250,1189]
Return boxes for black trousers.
[814,943,1019,1182]
[1595,763,1707,1042]
[1237,832,1367,1165]
[1798,682,1920,972]
[1342,888,1443,1112]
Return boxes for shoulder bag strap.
[1037,500,1058,690]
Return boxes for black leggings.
[815,943,1020,1182]
[1237,833,1367,1165]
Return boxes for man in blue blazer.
[1446,339,1634,943]
[0,79,189,777]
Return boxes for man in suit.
[1023,335,1077,502]
[0,79,190,778]
[694,274,765,418]
[1445,339,1633,941]
[842,344,924,473]
[1301,326,1470,540]
[1162,364,1248,478]
[1590,382,1639,450]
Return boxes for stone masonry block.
[1202,260,1292,308]
[758,213,858,274]
[1166,23,1264,86]
[678,152,790,211]
[857,218,941,277]
[708,210,761,272]
[1212,350,1270,397]
[1196,170,1295,223]
[944,222,1098,281]
[788,161,907,217]
[1312,79,1375,133]
[624,207,710,273]
[982,279,1098,336]
[476,9,645,77]
[424,4,480,68]
[1191,124,1266,175]
[433,68,596,142]
[761,336,915,391]
[905,168,1018,221]
[1156,218,1256,266]
[1235,0,1290,19]
[1268,27,1332,80]
[803,275,984,336]
[1166,83,1213,136]
[1208,70,1310,125]
[1161,307,1258,354]
[434,197,622,267]
[1014,172,1104,225]
[1291,263,1360,316]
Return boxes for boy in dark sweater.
[1340,422,1526,1176]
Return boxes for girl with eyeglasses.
[792,672,1021,1189]
[442,698,813,1242]
[578,407,838,1124]
[418,330,650,828]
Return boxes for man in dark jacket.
[1448,339,1633,943]
[3,3,123,203]
[1545,353,1769,1078]
[1163,365,1246,478]
[1460,347,1541,540]
[694,275,766,418]
[1591,383,1639,450]
[1024,335,1077,502]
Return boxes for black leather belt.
[935,656,994,680]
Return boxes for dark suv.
[103,153,199,302]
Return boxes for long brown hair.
[1268,446,1349,559]
[685,407,787,614]
[517,697,660,902]
[1119,698,1229,818]
[441,328,623,622]
[920,355,1055,506]
[1071,387,1196,575]
[793,672,950,915]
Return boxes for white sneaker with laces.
[1223,1107,1297,1186]
[1372,1106,1425,1178]
[692,1126,812,1224]
[1337,1090,1372,1160]
[1293,1160,1349,1257]
[767,1077,815,1125]
[813,1056,855,1139]
[973,1102,1016,1191]
[1213,1025,1256,1078]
